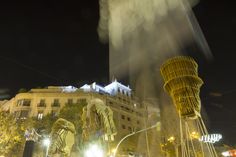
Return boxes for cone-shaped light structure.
[160,56,203,119]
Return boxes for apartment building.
[5,80,159,156]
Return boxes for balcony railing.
[51,103,60,107]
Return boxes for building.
[4,80,160,156]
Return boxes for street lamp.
[43,138,50,157]
[112,123,158,157]
[84,144,104,157]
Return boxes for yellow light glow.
[84,144,104,157]
[167,136,175,142]
[190,131,200,139]
[111,148,116,153]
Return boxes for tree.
[58,101,87,153]
[0,111,25,156]
[32,113,57,135]
[58,101,87,134]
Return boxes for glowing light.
[80,81,131,96]
[199,134,222,143]
[84,144,104,157]
[167,136,175,142]
[108,148,116,157]
[222,150,236,157]
[43,138,50,147]
[111,148,116,154]
[190,131,200,139]
[61,86,78,92]
[222,151,230,157]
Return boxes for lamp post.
[112,123,158,157]
[43,138,50,157]
[23,128,41,157]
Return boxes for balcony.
[51,103,60,108]
[37,103,46,108]
[15,105,31,110]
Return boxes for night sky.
[0,0,236,145]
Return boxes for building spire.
[111,76,116,82]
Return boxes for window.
[127,117,131,121]
[17,100,22,106]
[122,124,126,129]
[121,106,130,111]
[17,99,31,106]
[37,111,43,120]
[67,99,73,104]
[38,99,46,107]
[77,98,87,104]
[40,99,45,104]
[22,99,31,106]
[121,115,125,119]
[20,110,29,118]
[125,107,130,111]
[128,126,132,132]
[137,120,140,124]
[54,99,59,103]
[52,99,60,107]
[108,101,115,107]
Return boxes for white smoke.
[97,0,211,156]
[98,0,211,81]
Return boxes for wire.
[0,55,62,82]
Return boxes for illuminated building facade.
[4,80,160,156]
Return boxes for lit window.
[38,112,43,120]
